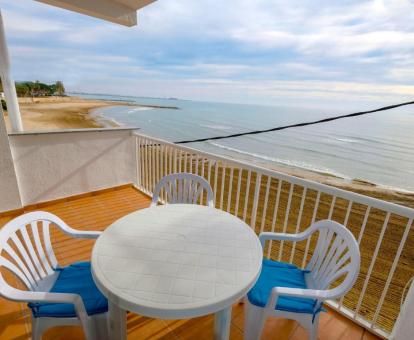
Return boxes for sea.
[74,93,414,192]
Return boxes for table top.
[91,204,262,319]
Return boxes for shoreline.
[4,96,123,131]
[265,162,414,206]
[4,96,177,132]
[212,154,414,208]
[5,96,414,208]
[89,107,123,128]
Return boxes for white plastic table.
[91,204,263,340]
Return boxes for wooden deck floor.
[0,185,379,340]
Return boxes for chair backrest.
[151,173,214,207]
[0,211,65,292]
[305,220,360,299]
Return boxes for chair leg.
[308,314,319,340]
[76,316,94,340]
[244,301,266,340]
[31,316,41,340]
[91,313,109,340]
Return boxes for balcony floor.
[0,185,379,340]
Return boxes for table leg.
[108,301,126,340]
[214,306,232,340]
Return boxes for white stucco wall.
[8,128,137,206]
[0,110,22,211]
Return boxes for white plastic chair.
[245,219,360,340]
[151,173,214,207]
[0,211,108,340]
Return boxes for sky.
[1,0,414,109]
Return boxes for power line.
[175,100,414,144]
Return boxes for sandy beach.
[266,162,414,209]
[3,96,127,131]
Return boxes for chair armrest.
[34,211,102,239]
[267,286,329,310]
[259,231,309,248]
[58,224,102,239]
[65,229,102,239]
[2,284,89,321]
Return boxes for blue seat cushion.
[248,259,317,314]
[29,262,108,318]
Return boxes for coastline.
[4,95,413,208]
[89,107,123,128]
[265,162,414,208]
[4,96,123,131]
[3,96,178,131]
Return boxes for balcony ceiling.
[35,0,156,26]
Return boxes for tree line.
[15,80,66,97]
[0,80,66,97]
[0,80,66,111]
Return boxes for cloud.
[277,63,345,78]
[63,25,125,44]
[170,63,257,77]
[228,1,414,59]
[1,0,414,108]
[387,67,414,82]
[2,9,65,36]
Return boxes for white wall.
[9,128,137,206]
[0,109,22,211]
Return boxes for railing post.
[250,173,262,230]
[135,137,141,188]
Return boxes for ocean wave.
[89,109,123,127]
[335,134,414,152]
[333,137,358,143]
[127,107,154,114]
[199,124,232,130]
[208,142,350,179]
[98,116,123,127]
[106,118,123,127]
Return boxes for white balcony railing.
[133,132,414,338]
